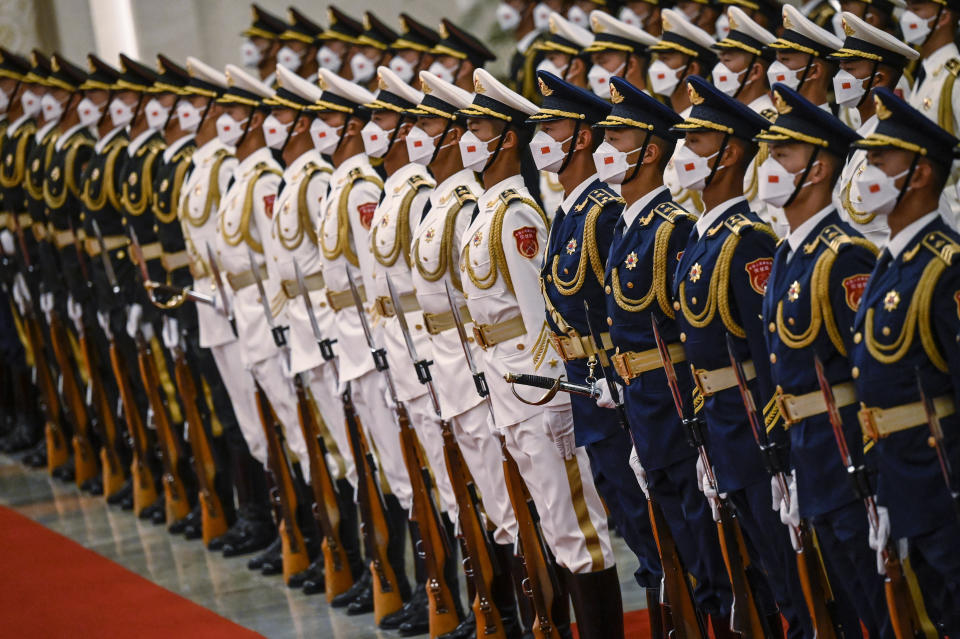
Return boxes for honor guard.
[385,14,441,90]
[670,76,812,638]
[177,57,275,558]
[314,6,364,78]
[583,10,659,97]
[348,12,399,91]
[765,4,843,111]
[456,67,622,639]
[239,3,286,85]
[531,70,665,599]
[275,8,322,84]
[831,12,919,246]
[427,18,497,93]
[405,68,526,636]
[756,84,892,638]
[497,1,552,104]
[673,0,725,36]
[593,75,736,633]
[848,89,960,633]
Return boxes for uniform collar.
[235,146,275,176]
[695,196,745,238]
[478,174,526,211]
[432,168,478,205]
[383,161,424,192]
[6,113,31,137]
[127,127,157,156]
[331,152,371,182]
[887,209,940,259]
[922,42,960,74]
[35,118,59,143]
[786,205,832,259]
[857,113,877,137]
[560,174,598,214]
[94,124,125,153]
[747,94,773,115]
[191,137,228,164]
[162,133,194,163]
[622,186,669,230]
[283,149,320,181]
[54,122,90,151]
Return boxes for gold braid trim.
[744,142,769,202]
[221,164,281,254]
[373,179,430,268]
[122,142,164,216]
[610,219,676,318]
[45,137,92,209]
[0,122,35,188]
[678,232,745,337]
[776,248,847,354]
[413,199,467,285]
[465,192,547,295]
[24,133,59,201]
[841,175,877,225]
[864,257,949,372]
[183,149,230,228]
[152,152,193,224]
[321,171,383,268]
[938,59,959,135]
[550,202,604,296]
[276,163,323,251]
[81,137,128,212]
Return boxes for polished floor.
[0,454,647,639]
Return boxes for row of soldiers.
[1,1,959,638]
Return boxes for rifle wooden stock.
[48,314,98,486]
[441,421,506,639]
[78,329,126,497]
[23,313,69,472]
[647,498,705,639]
[397,406,460,637]
[254,382,310,583]
[342,390,403,624]
[795,526,839,639]
[172,348,228,546]
[499,436,561,639]
[293,376,353,601]
[108,339,158,514]
[136,336,191,524]
[715,500,770,638]
[883,551,937,639]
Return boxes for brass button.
[680,332,686,343]
[768,322,775,333]
[116,250,125,260]
[546,275,552,282]
[691,296,697,305]
[851,366,859,379]
[516,343,524,350]
[853,332,862,344]
[882,326,890,336]
[606,317,613,326]
[604,285,611,294]
[673,301,680,311]
[788,317,795,326]
[769,353,777,364]
[626,282,633,289]
[415,324,423,331]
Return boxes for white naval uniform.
[317,152,413,510]
[410,168,518,545]
[213,146,310,479]
[265,150,358,488]
[178,138,266,464]
[833,114,888,247]
[458,174,613,574]
[743,94,790,238]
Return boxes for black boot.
[563,566,624,639]
[336,477,365,578]
[247,537,281,570]
[106,478,132,505]
[1,370,42,453]
[382,519,427,630]
[384,494,413,602]
[333,569,371,608]
[346,571,375,615]
[180,505,202,539]
[82,475,104,496]
[647,587,667,639]
[52,456,75,482]
[220,504,276,556]
[21,439,46,468]
[289,558,322,590]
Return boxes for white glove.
[0,229,14,256]
[594,377,623,410]
[12,273,29,313]
[39,291,54,319]
[543,404,576,460]
[696,455,708,494]
[161,316,180,351]
[126,303,143,339]
[697,455,722,522]
[382,382,398,413]
[66,294,83,322]
[629,446,649,499]
[97,310,111,334]
[868,505,891,575]
[773,472,801,551]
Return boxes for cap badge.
[728,12,739,31]
[538,77,553,97]
[363,14,372,30]
[421,78,432,94]
[688,84,704,105]
[548,15,559,34]
[842,18,855,37]
[439,22,449,39]
[474,76,485,94]
[51,57,60,72]
[774,91,791,114]
[591,15,605,32]
[327,8,337,25]
[317,74,327,90]
[610,84,623,104]
[662,14,673,31]
[378,71,388,91]
[875,95,892,120]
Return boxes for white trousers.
[406,393,458,518]
[249,354,310,484]
[210,340,266,466]
[304,361,357,488]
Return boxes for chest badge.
[625,252,638,270]
[91,168,100,181]
[690,262,702,282]
[472,230,483,247]
[424,228,435,243]
[31,158,39,172]
[380,214,390,228]
[565,238,577,254]
[50,167,60,181]
[883,290,900,312]
[4,154,12,166]
[128,172,137,187]
[159,178,169,192]
[787,280,801,302]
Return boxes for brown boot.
[564,566,625,639]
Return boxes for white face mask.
[537,58,568,80]
[176,100,202,133]
[40,94,64,122]
[649,60,686,97]
[77,97,103,127]
[673,144,720,191]
[618,6,644,28]
[459,131,501,173]
[216,112,248,146]
[757,156,813,207]
[241,39,263,67]
[833,69,867,108]
[276,45,303,72]
[428,60,456,84]
[715,13,731,39]
[593,140,643,184]
[588,62,625,99]
[144,97,170,131]
[405,125,445,165]
[263,113,292,150]
[310,118,343,154]
[533,2,553,30]
[712,62,745,97]
[900,9,935,44]
[567,5,590,28]
[317,45,342,73]
[109,97,135,127]
[21,89,41,117]
[350,53,376,84]
[853,164,909,217]
[389,56,416,83]
[529,130,573,172]
[767,61,802,91]
[496,3,522,31]
[361,120,396,158]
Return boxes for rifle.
[70,220,126,497]
[10,212,69,471]
[206,242,236,337]
[290,259,354,601]
[444,280,559,639]
[651,317,769,638]
[130,227,192,525]
[814,356,936,639]
[915,368,960,521]
[724,334,840,639]
[92,219,158,515]
[385,273,462,636]
[248,247,310,583]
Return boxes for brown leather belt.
[859,395,955,441]
[374,292,420,317]
[473,315,525,350]
[423,306,472,335]
[281,271,325,299]
[161,250,192,272]
[692,360,756,397]
[131,241,163,264]
[53,228,80,249]
[85,235,129,257]
[550,331,614,362]
[776,382,857,428]
[227,264,268,291]
[612,343,686,384]
[327,285,366,311]
[31,221,48,241]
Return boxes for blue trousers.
[910,519,960,633]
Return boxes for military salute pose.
[10,1,960,637]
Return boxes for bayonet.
[346,269,397,401]
[385,273,441,414]
[91,220,120,295]
[247,246,288,358]
[128,225,151,288]
[206,241,236,335]
[916,367,960,520]
[293,259,336,363]
[443,280,496,425]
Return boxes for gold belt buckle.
[692,367,710,398]
[473,324,491,350]
[858,402,880,441]
[775,386,797,429]
[610,351,632,385]
[549,333,573,361]
[374,296,394,317]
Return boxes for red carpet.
[0,506,263,638]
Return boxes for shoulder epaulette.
[453,184,477,206]
[760,108,777,122]
[920,230,960,265]
[498,187,522,207]
[253,161,282,177]
[172,145,195,164]
[946,59,960,78]
[653,201,694,224]
[407,174,433,191]
[347,165,383,189]
[585,186,625,209]
[137,137,165,157]
[723,212,764,236]
[815,224,853,253]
